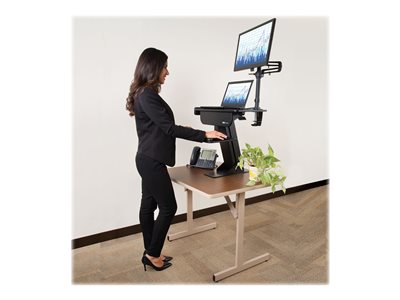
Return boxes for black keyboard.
[205,138,237,143]
[205,138,219,143]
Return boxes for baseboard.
[72,179,329,249]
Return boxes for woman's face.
[159,61,169,85]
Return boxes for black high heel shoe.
[141,255,172,271]
[162,255,173,262]
[143,250,173,262]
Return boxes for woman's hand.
[205,130,227,140]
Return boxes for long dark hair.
[126,47,168,117]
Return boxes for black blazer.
[134,87,205,166]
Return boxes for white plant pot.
[248,166,260,182]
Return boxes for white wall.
[73,17,328,239]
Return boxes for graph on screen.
[222,82,252,106]
[234,20,274,71]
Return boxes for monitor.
[221,80,253,108]
[233,18,276,71]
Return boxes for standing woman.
[126,48,226,271]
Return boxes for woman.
[126,48,227,271]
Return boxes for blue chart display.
[235,21,273,70]
[222,82,252,106]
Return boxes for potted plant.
[237,143,286,193]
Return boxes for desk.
[167,165,271,282]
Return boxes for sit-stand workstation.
[194,18,282,178]
[168,18,284,282]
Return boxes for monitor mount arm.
[249,61,282,126]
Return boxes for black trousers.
[135,153,177,257]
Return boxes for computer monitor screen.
[221,80,253,108]
[234,18,276,71]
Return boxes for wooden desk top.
[168,165,266,198]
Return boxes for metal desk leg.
[213,192,270,282]
[167,189,217,241]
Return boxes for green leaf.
[246,180,256,186]
[269,156,279,161]
[264,173,272,183]
[236,158,244,170]
[268,144,274,156]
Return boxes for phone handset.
[189,147,217,169]
[190,146,201,166]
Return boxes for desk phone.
[189,146,217,169]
